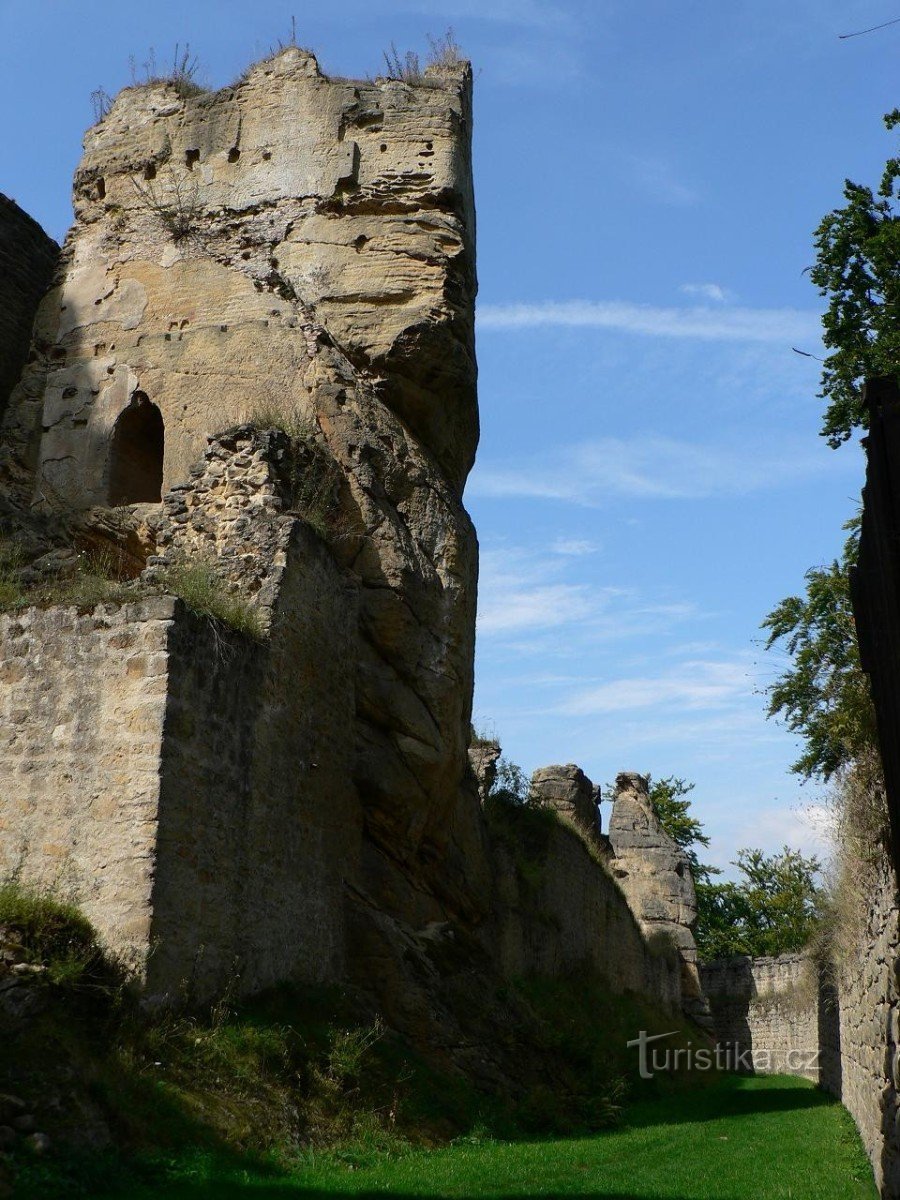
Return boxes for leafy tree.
[695,847,825,961]
[762,516,877,781]
[490,756,530,805]
[647,775,719,885]
[810,109,900,447]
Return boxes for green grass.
[0,878,108,988]
[161,560,264,640]
[20,1076,873,1199]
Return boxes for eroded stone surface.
[608,772,713,1030]
[530,763,600,838]
[0,196,57,424]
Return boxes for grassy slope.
[23,1076,874,1200]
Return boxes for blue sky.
[1,0,895,872]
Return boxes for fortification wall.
[0,195,57,421]
[0,519,359,1001]
[491,818,681,1011]
[700,954,819,1080]
[0,598,172,971]
[820,860,900,1196]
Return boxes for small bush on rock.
[161,560,263,640]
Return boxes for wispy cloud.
[477,299,821,343]
[560,658,753,716]
[470,433,851,505]
[477,544,699,642]
[551,537,599,557]
[625,154,699,206]
[680,282,731,303]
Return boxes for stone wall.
[0,195,57,421]
[0,519,359,1001]
[820,859,900,1196]
[490,813,681,1012]
[0,599,173,972]
[700,954,819,1080]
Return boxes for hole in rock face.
[96,178,106,200]
[185,148,200,170]
[108,392,164,505]
[228,147,240,163]
[144,163,157,181]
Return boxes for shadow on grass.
[118,1189,714,1200]
[622,1074,836,1130]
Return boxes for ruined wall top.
[5,46,477,512]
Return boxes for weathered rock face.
[0,48,488,942]
[468,738,501,802]
[0,47,699,1080]
[530,763,600,838]
[0,196,57,423]
[608,772,712,1029]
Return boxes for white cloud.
[560,658,753,716]
[625,154,699,206]
[680,282,731,303]
[479,582,594,633]
[470,433,851,505]
[476,544,698,642]
[729,802,834,863]
[551,537,599,557]
[477,299,821,343]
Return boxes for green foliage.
[28,1077,875,1198]
[131,171,202,243]
[0,542,137,615]
[490,755,530,805]
[762,516,876,781]
[0,877,108,989]
[695,846,825,961]
[647,774,719,885]
[161,560,263,640]
[809,110,900,447]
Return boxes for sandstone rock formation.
[0,196,57,423]
[0,47,491,982]
[0,46,697,1092]
[608,772,713,1030]
[468,738,501,801]
[530,763,602,842]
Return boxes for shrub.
[129,45,206,99]
[242,406,347,543]
[383,29,464,84]
[425,29,464,71]
[0,877,106,989]
[131,171,202,243]
[161,560,263,641]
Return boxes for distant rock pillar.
[530,763,604,847]
[608,771,714,1032]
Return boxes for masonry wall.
[0,522,359,1001]
[0,195,57,420]
[0,598,173,970]
[148,523,360,1001]
[820,860,900,1196]
[491,818,682,1013]
[700,954,819,1080]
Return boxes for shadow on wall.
[817,962,842,1100]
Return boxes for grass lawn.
[62,1075,875,1200]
